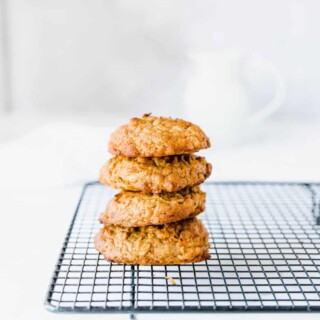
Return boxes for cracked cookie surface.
[99,186,206,227]
[99,154,212,193]
[94,218,210,265]
[108,114,211,157]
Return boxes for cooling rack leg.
[315,197,320,225]
[304,184,320,225]
[130,314,137,320]
[313,200,320,225]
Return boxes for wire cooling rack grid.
[45,182,320,313]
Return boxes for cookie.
[108,114,211,157]
[99,154,212,193]
[94,218,210,265]
[99,186,206,227]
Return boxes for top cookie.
[108,114,211,157]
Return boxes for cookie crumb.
[165,276,176,285]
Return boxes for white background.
[1,1,320,320]
[1,0,320,117]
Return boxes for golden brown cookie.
[94,218,210,265]
[99,154,212,193]
[108,114,211,157]
[99,186,206,227]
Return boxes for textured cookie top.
[99,186,206,227]
[108,114,211,157]
[99,154,212,193]
[94,218,210,265]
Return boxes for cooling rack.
[45,182,320,313]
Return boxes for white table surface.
[0,114,320,320]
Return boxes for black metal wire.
[45,182,320,313]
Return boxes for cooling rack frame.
[45,181,320,314]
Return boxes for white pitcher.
[184,50,286,147]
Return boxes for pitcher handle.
[248,55,286,125]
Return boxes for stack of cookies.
[94,114,212,265]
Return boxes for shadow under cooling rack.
[45,181,320,313]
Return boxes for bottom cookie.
[94,218,210,265]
